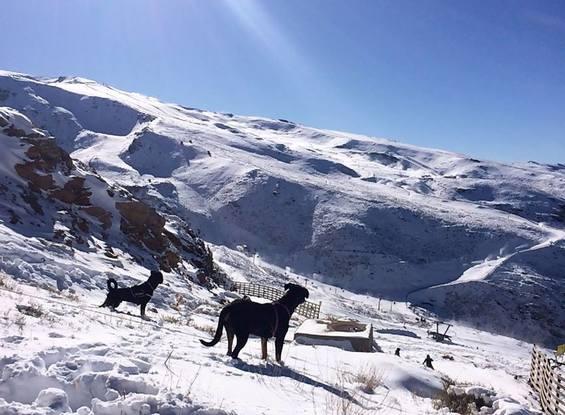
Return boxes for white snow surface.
[0,272,544,415]
[0,70,560,413]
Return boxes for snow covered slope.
[0,271,543,415]
[0,70,563,347]
[0,106,227,294]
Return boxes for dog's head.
[150,270,164,285]
[283,283,309,304]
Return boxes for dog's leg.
[231,333,249,360]
[275,336,284,362]
[226,327,234,356]
[261,338,268,360]
[140,303,148,319]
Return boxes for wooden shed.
[294,319,375,352]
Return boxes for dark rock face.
[13,137,91,213]
[82,206,112,230]
[117,201,166,238]
[116,200,171,266]
[14,137,72,192]
[51,177,91,205]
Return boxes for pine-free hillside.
[0,107,227,292]
[0,70,563,347]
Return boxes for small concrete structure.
[294,319,374,352]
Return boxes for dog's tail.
[107,278,118,291]
[199,308,227,347]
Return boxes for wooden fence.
[529,346,565,415]
[233,282,321,319]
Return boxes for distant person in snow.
[423,354,434,369]
[395,347,401,357]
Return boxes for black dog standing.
[200,283,310,362]
[100,270,164,318]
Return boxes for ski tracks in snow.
[414,222,565,292]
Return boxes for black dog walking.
[200,283,310,362]
[100,270,164,317]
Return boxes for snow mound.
[384,365,443,398]
[34,388,70,413]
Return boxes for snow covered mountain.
[0,106,227,294]
[0,70,563,347]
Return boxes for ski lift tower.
[427,321,453,343]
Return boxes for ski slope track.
[0,69,563,351]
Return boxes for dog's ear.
[304,288,309,298]
[284,283,292,291]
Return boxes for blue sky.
[2,0,564,163]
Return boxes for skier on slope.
[423,354,434,369]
